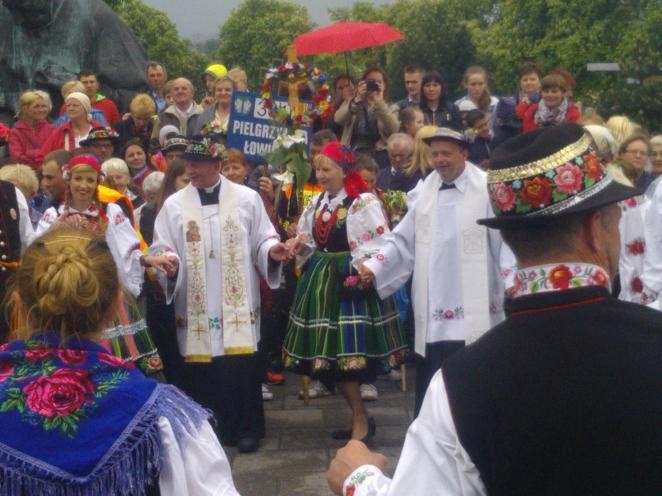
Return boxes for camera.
[365,79,380,92]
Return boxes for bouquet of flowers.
[264,129,310,190]
[382,190,408,225]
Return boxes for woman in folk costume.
[1,228,239,495]
[283,141,408,442]
[35,154,169,377]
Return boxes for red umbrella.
[292,21,404,57]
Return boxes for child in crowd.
[517,74,580,132]
[465,109,492,170]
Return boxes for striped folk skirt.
[102,290,163,377]
[283,250,408,380]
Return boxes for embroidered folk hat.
[422,127,468,149]
[162,135,188,153]
[477,123,640,228]
[181,138,225,162]
[79,127,120,147]
[320,140,356,171]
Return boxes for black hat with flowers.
[162,135,188,153]
[181,138,225,162]
[79,127,119,146]
[478,123,640,228]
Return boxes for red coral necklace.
[315,204,339,245]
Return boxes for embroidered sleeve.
[35,207,58,237]
[105,203,144,298]
[294,193,319,264]
[343,465,391,496]
[347,193,391,263]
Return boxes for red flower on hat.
[491,183,516,212]
[548,264,573,289]
[554,163,584,194]
[521,177,552,208]
[583,153,603,181]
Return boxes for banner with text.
[226,91,312,162]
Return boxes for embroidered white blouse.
[296,189,391,265]
[618,196,649,303]
[36,203,144,297]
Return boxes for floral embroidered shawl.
[0,335,208,496]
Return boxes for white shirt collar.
[438,163,469,193]
[175,102,194,116]
[203,176,222,194]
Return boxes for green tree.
[217,0,313,89]
[104,0,209,87]
[384,0,478,101]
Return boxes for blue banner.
[226,91,312,162]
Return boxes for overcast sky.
[143,0,393,41]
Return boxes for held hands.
[144,255,179,277]
[326,440,387,495]
[357,259,374,286]
[269,242,298,262]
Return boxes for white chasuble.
[150,178,282,360]
[365,163,516,356]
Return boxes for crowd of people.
[0,56,660,496]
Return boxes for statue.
[0,0,148,123]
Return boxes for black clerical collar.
[439,182,456,190]
[197,178,222,205]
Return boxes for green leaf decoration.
[584,176,596,188]
[515,199,533,214]
[287,154,311,189]
[552,189,569,203]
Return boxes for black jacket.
[443,285,662,495]
[419,100,462,130]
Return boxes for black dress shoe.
[237,436,259,453]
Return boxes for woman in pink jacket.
[8,91,55,169]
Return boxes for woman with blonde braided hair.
[1,228,239,495]
[34,154,174,376]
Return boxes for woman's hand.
[355,80,367,103]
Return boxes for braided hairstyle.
[8,228,119,342]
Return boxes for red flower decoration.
[623,197,638,209]
[56,349,89,366]
[548,264,573,290]
[554,163,584,194]
[0,360,13,382]
[591,269,609,287]
[25,345,52,363]
[520,177,552,208]
[627,238,645,255]
[491,183,516,212]
[346,485,356,496]
[98,353,134,369]
[631,277,643,293]
[583,153,603,181]
[376,225,385,235]
[23,369,95,417]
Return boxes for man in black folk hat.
[149,138,292,453]
[80,126,120,163]
[0,180,34,342]
[328,123,662,495]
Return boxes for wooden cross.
[285,45,308,117]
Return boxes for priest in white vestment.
[150,139,291,453]
[360,128,515,414]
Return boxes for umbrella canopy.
[292,21,404,57]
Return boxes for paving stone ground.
[224,366,416,496]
